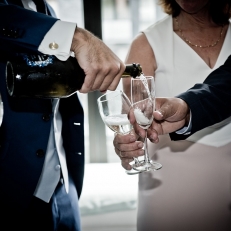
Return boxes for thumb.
[155,97,189,122]
[154,97,175,121]
[153,110,164,120]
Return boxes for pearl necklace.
[175,17,224,48]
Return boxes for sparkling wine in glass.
[104,114,133,135]
[97,90,144,175]
[131,75,162,171]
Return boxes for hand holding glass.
[97,90,144,175]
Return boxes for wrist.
[71,27,93,53]
[185,110,190,126]
[180,99,190,126]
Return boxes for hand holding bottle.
[6,55,142,98]
[71,27,125,93]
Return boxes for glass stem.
[144,129,150,164]
[133,157,140,164]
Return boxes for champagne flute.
[131,76,162,171]
[97,90,145,175]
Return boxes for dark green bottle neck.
[122,63,143,78]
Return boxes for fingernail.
[156,111,163,117]
[150,138,159,143]
[138,143,143,148]
[150,135,156,141]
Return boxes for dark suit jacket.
[0,1,85,215]
[170,55,231,140]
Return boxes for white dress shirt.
[34,99,68,202]
[175,110,192,135]
[21,0,76,202]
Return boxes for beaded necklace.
[175,17,224,48]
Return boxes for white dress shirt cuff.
[21,0,37,11]
[175,110,192,135]
[38,21,76,61]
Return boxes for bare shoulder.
[130,33,152,50]
[125,33,156,75]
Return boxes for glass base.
[132,160,162,172]
[125,168,146,175]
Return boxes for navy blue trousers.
[15,178,81,231]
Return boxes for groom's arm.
[0,3,58,54]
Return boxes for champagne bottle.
[6,54,142,98]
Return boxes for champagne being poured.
[6,54,143,98]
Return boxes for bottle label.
[22,54,54,67]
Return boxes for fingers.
[128,109,146,138]
[128,97,190,143]
[71,27,125,93]
[154,97,175,120]
[153,110,164,121]
[114,141,144,159]
[133,122,146,139]
[121,158,134,170]
[147,97,190,135]
[114,145,144,171]
[114,136,144,159]
[80,62,125,93]
[147,126,160,143]
[106,62,126,91]
[155,97,189,122]
[128,108,136,124]
[113,132,144,170]
[113,130,137,145]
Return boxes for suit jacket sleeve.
[0,3,58,56]
[170,55,231,140]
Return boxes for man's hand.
[71,27,125,93]
[113,130,144,170]
[129,97,190,143]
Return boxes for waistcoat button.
[42,113,50,122]
[36,149,45,157]
[55,165,61,171]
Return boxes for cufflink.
[49,42,59,50]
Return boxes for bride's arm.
[123,33,157,99]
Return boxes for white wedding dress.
[137,15,231,231]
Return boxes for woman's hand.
[113,130,144,170]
